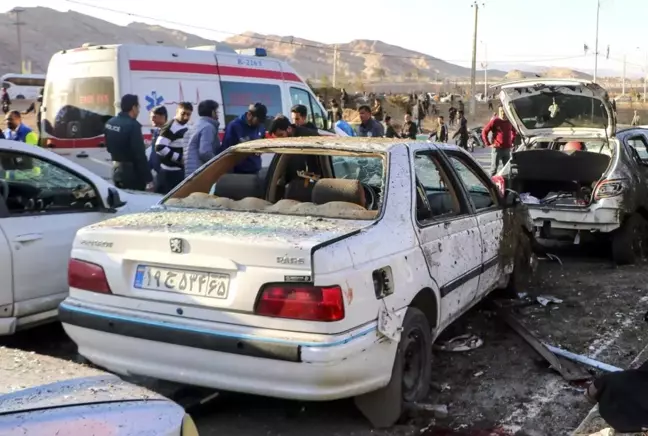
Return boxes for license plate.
[133,265,229,299]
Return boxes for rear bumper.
[59,300,397,401]
[528,205,621,233]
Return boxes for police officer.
[104,94,153,191]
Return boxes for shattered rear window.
[164,149,386,221]
[511,93,609,130]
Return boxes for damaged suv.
[493,79,648,264]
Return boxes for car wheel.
[611,213,647,265]
[400,307,432,403]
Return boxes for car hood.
[498,79,615,139]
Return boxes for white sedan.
[0,139,161,335]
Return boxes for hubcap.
[402,328,425,402]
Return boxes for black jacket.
[105,112,152,190]
[402,121,417,140]
[155,119,189,170]
[385,125,400,138]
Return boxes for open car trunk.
[510,149,611,206]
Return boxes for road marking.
[89,157,112,167]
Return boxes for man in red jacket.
[482,106,516,176]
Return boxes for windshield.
[164,150,386,220]
[510,93,609,130]
[43,77,115,139]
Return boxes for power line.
[63,0,587,66]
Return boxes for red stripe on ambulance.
[128,60,303,83]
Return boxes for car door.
[411,146,483,325]
[0,150,113,317]
[443,151,503,298]
[623,133,648,202]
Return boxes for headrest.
[213,173,263,200]
[312,178,366,208]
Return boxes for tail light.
[254,284,345,322]
[593,179,626,201]
[492,175,505,196]
[68,259,112,294]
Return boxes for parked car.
[0,375,199,435]
[440,94,463,104]
[0,139,161,335]
[493,79,648,264]
[60,137,534,427]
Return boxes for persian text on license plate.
[134,265,229,299]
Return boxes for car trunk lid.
[498,80,615,139]
[74,208,372,312]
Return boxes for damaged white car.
[493,79,648,264]
[59,138,533,426]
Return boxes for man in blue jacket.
[219,102,267,174]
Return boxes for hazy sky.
[2,0,645,75]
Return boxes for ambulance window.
[221,81,282,129]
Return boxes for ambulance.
[41,43,330,148]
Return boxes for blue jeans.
[490,147,511,176]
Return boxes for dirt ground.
[1,248,646,436]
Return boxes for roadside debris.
[586,429,614,436]
[543,344,623,373]
[430,381,451,392]
[537,295,563,307]
[410,403,449,419]
[433,334,483,352]
[539,252,563,266]
[496,306,590,381]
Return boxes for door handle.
[13,233,43,243]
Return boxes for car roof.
[232,137,465,154]
[491,78,593,89]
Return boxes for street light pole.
[594,0,600,83]
[469,1,482,116]
[481,42,488,97]
[11,8,25,73]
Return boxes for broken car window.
[413,152,460,219]
[447,155,497,211]
[626,136,648,161]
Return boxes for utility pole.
[644,53,647,103]
[594,0,600,83]
[469,2,482,116]
[11,8,26,73]
[622,55,626,95]
[332,45,338,88]
[481,42,488,97]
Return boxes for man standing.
[429,116,448,142]
[384,116,400,138]
[4,111,38,145]
[184,100,220,178]
[290,104,317,130]
[148,105,168,180]
[1,87,10,115]
[104,94,152,191]
[154,102,193,194]
[22,88,44,137]
[401,113,417,140]
[631,110,640,126]
[482,106,516,176]
[357,105,384,137]
[269,115,320,138]
[453,110,469,150]
[220,102,267,174]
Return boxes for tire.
[399,307,432,403]
[611,213,647,265]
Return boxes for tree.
[320,74,330,89]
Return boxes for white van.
[41,43,329,148]
[1,73,46,100]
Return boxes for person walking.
[428,116,448,142]
[22,88,43,137]
[401,113,417,140]
[4,111,38,145]
[1,87,10,115]
[371,98,384,122]
[184,100,220,178]
[482,106,516,176]
[329,99,343,124]
[104,94,153,191]
[154,102,193,194]
[631,110,640,126]
[357,105,384,137]
[453,110,469,150]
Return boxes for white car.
[0,139,161,335]
[60,138,534,426]
[440,94,463,103]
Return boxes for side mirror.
[504,189,521,207]
[106,187,126,209]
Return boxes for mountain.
[0,7,588,84]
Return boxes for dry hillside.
[0,7,590,84]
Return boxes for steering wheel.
[362,183,377,210]
[0,180,8,202]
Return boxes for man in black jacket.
[105,94,152,191]
[269,115,319,137]
[291,104,318,130]
[154,102,193,194]
[384,116,400,138]
[401,113,417,140]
